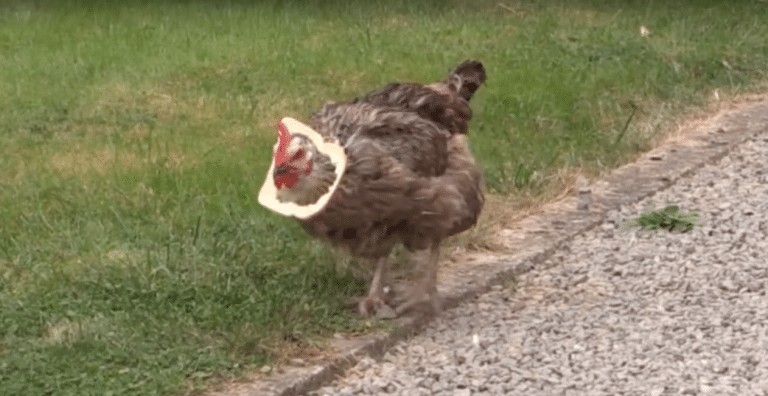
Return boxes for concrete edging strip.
[212,96,768,396]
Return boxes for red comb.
[274,121,292,165]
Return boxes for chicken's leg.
[358,257,392,317]
[394,241,442,316]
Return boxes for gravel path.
[311,131,768,396]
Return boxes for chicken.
[259,60,486,318]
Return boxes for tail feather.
[446,60,487,102]
[354,59,487,135]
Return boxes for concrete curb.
[211,96,768,396]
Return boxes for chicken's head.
[272,121,315,190]
[258,117,347,218]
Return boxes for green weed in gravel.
[627,205,701,233]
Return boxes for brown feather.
[284,60,487,259]
[351,59,486,135]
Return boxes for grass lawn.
[1,0,767,394]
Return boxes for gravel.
[309,132,768,396]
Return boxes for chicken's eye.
[291,149,305,161]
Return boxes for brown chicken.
[259,60,486,317]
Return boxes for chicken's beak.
[273,164,291,177]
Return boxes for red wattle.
[274,173,299,189]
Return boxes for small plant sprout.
[626,205,701,233]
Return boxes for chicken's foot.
[394,242,442,316]
[358,257,394,318]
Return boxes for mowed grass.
[1,0,767,394]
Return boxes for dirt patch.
[659,89,768,146]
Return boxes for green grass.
[627,205,702,233]
[1,0,767,394]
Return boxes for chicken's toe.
[357,295,396,319]
[428,293,443,315]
